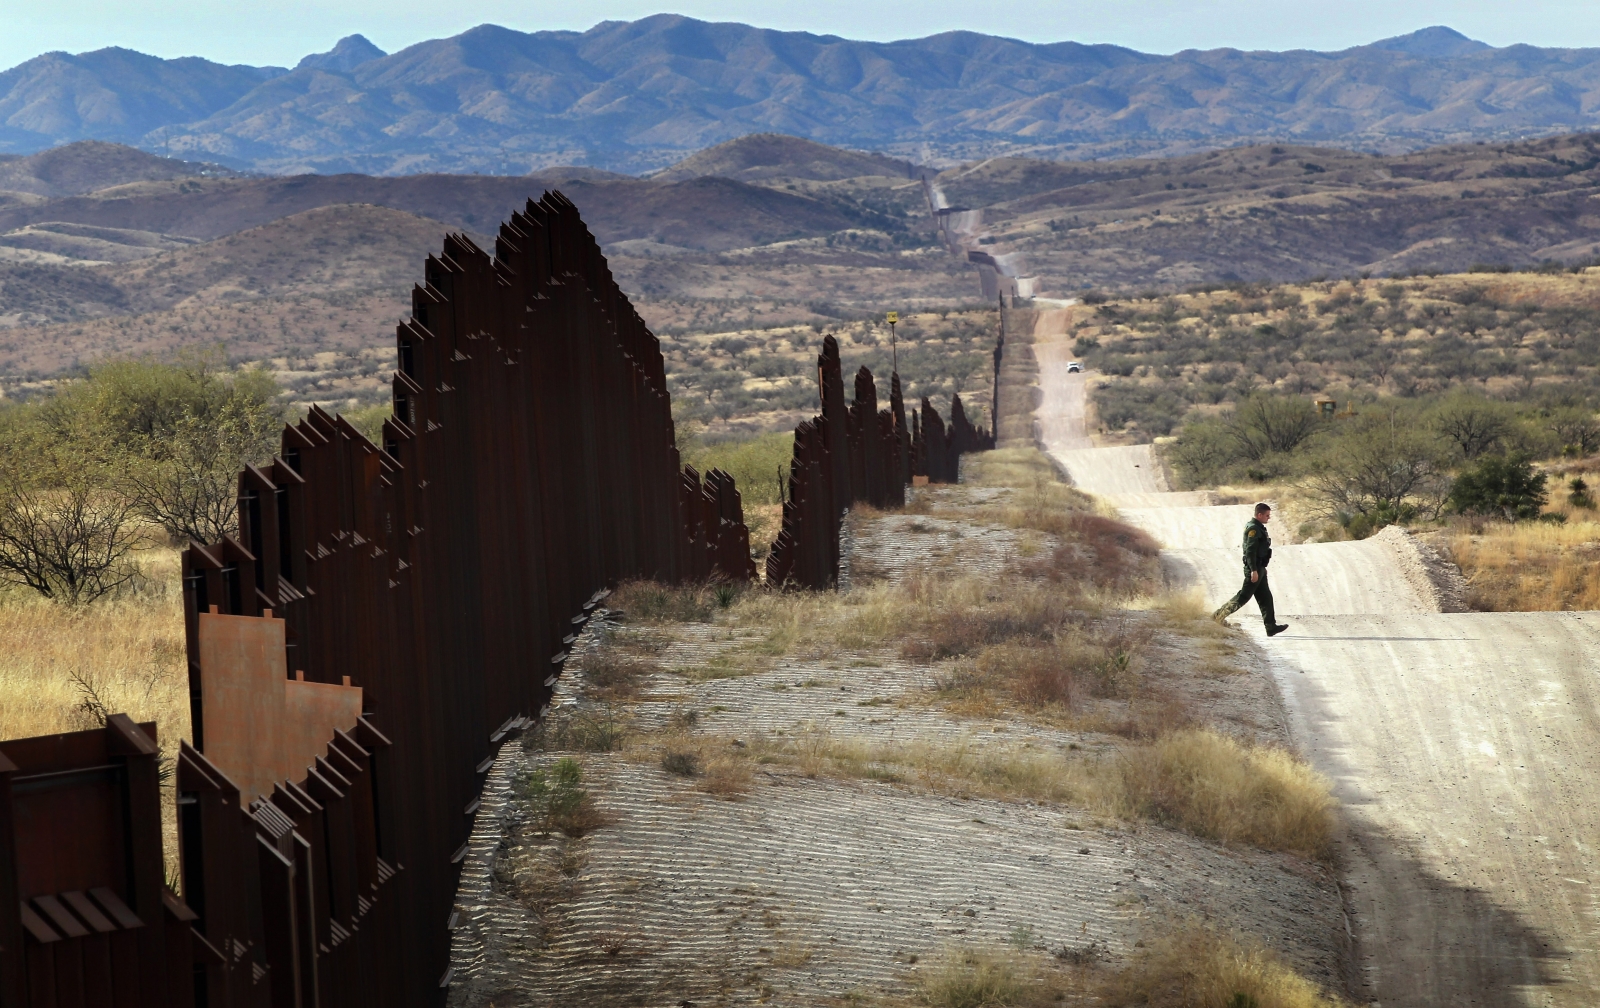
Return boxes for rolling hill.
[941,132,1600,290]
[10,131,1600,382]
[0,160,883,249]
[11,22,1600,173]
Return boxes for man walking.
[1213,503,1289,636]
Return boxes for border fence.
[0,192,758,1007]
[0,194,997,1005]
[766,335,993,588]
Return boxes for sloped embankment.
[446,480,1348,1007]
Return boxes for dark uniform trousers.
[1217,568,1276,628]
[1214,515,1277,628]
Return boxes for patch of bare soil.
[445,486,1348,1007]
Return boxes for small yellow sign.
[885,311,899,324]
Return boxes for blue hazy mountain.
[3,19,1598,174]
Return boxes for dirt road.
[1039,368,1600,1007]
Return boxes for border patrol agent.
[1212,503,1290,637]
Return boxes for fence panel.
[766,335,994,589]
[0,192,754,1007]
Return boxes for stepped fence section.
[766,335,994,589]
[0,192,756,1008]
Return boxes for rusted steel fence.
[766,335,993,589]
[0,192,755,1006]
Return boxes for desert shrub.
[121,400,281,543]
[524,706,630,752]
[342,402,392,444]
[1165,395,1327,487]
[515,757,609,836]
[900,587,1086,662]
[1227,394,1322,457]
[986,643,1079,707]
[648,735,753,797]
[608,579,718,623]
[1569,476,1594,510]
[1448,455,1547,520]
[918,947,1031,1008]
[1102,922,1349,1008]
[1094,379,1188,435]
[1429,393,1514,459]
[1118,730,1334,857]
[661,751,700,776]
[580,652,651,700]
[0,421,142,603]
[0,356,284,554]
[1301,414,1451,535]
[1545,407,1600,455]
[975,622,1150,708]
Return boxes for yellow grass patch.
[0,547,190,743]
[758,726,1333,858]
[1449,517,1600,611]
[906,930,1349,1008]
[1118,730,1335,858]
[1103,922,1350,1007]
[0,545,191,883]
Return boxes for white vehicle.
[1066,361,1083,373]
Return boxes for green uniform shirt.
[1242,517,1272,573]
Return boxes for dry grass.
[752,726,1332,857]
[1119,731,1335,858]
[915,946,1082,1008]
[639,731,756,798]
[1448,516,1600,611]
[768,728,1108,803]
[0,546,189,742]
[1102,922,1350,1008]
[906,929,1348,1008]
[962,447,1075,491]
[0,544,191,885]
[609,579,730,623]
[953,449,1161,595]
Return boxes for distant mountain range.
[8,20,1600,174]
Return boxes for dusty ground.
[444,485,1347,1007]
[1039,354,1600,1004]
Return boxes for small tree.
[123,397,281,543]
[1226,394,1323,460]
[1449,456,1548,521]
[0,457,141,604]
[1302,416,1450,537]
[1547,408,1600,456]
[1431,394,1512,459]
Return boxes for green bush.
[1449,455,1548,520]
[1302,413,1451,536]
[681,430,794,506]
[515,757,608,836]
[1164,393,1326,487]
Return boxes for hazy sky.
[10,0,1600,71]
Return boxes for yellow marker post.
[885,312,899,373]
